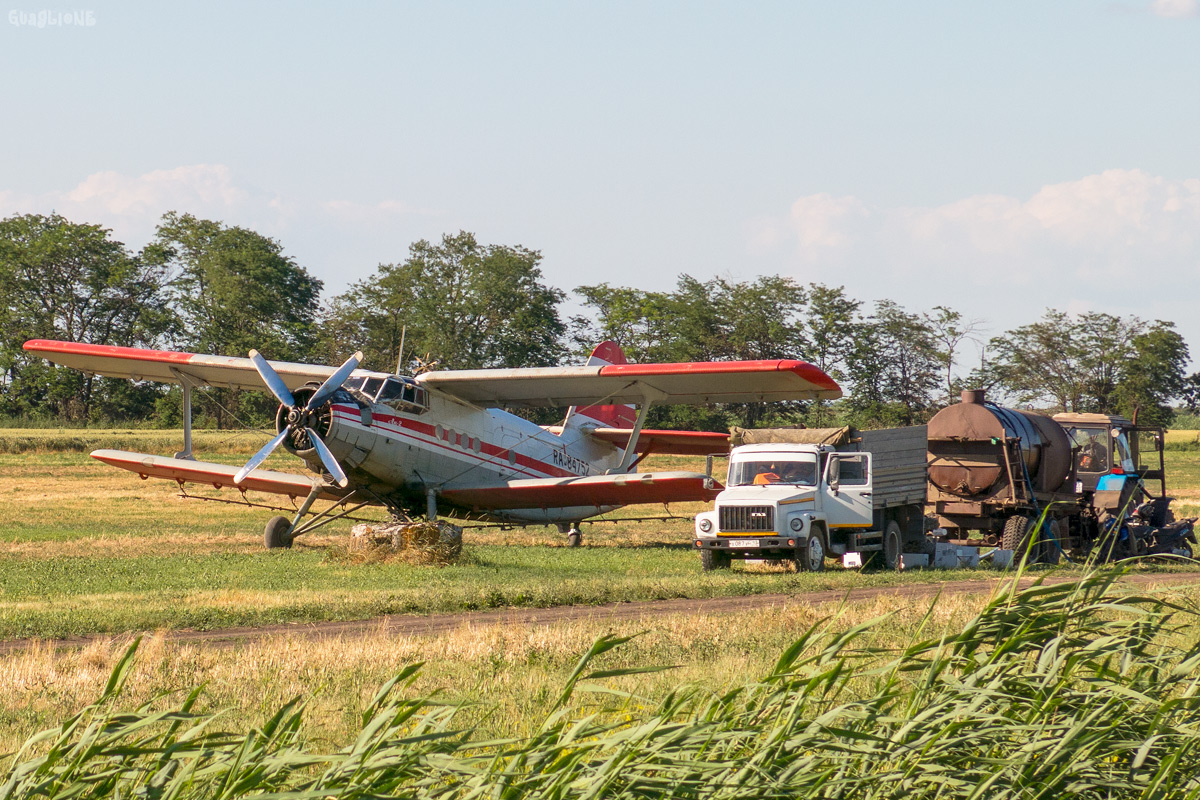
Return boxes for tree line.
[0,212,1192,431]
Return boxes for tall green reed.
[5,566,1200,799]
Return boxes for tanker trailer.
[926,390,1081,559]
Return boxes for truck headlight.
[789,517,804,532]
[699,518,713,533]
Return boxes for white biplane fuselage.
[317,374,623,523]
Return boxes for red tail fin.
[564,341,638,429]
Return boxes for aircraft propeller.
[233,349,363,488]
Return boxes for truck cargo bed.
[852,426,927,509]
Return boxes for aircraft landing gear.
[265,515,293,549]
[558,522,583,547]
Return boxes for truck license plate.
[729,539,760,548]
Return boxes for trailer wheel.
[701,548,731,571]
[796,531,826,572]
[883,520,903,570]
[1001,515,1032,558]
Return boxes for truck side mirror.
[827,457,840,493]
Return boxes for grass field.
[0,429,1035,640]
[4,427,1200,780]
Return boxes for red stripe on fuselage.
[331,406,579,479]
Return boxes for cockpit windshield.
[728,455,818,487]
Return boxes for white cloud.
[752,169,1200,354]
[759,169,1200,281]
[1150,0,1199,18]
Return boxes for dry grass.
[0,585,1012,753]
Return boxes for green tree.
[0,213,170,421]
[802,284,860,425]
[925,305,984,405]
[845,300,940,427]
[1114,322,1188,427]
[987,310,1187,423]
[325,231,565,373]
[151,212,323,427]
[153,212,322,360]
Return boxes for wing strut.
[168,367,203,460]
[612,389,663,473]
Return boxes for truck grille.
[719,505,774,532]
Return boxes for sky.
[2,0,1199,367]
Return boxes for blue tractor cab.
[1053,412,1169,526]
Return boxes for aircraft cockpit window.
[360,377,385,398]
[376,377,429,414]
[377,378,407,403]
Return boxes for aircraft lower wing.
[419,360,841,407]
[91,450,347,501]
[441,471,721,511]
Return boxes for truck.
[693,425,928,571]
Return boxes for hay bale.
[348,520,463,565]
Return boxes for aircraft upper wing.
[417,360,841,407]
[22,340,386,391]
[25,339,841,407]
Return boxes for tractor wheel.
[701,548,731,571]
[566,530,583,547]
[1001,515,1032,557]
[264,516,293,550]
[796,530,826,572]
[883,520,904,570]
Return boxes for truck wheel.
[796,532,825,572]
[883,520,903,570]
[1001,515,1032,557]
[701,548,731,571]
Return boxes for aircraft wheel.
[264,516,293,549]
[566,530,582,547]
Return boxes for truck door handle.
[860,492,872,496]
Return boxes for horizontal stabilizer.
[441,470,721,511]
[586,428,731,455]
[91,449,346,501]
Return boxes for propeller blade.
[234,427,291,485]
[305,351,364,411]
[306,426,349,488]
[249,349,296,409]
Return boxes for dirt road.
[4,570,1197,654]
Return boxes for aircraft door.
[824,453,873,532]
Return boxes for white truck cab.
[694,427,926,571]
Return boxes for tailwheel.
[559,522,583,547]
[265,515,294,549]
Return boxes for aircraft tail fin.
[563,341,638,430]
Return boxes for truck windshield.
[728,456,818,487]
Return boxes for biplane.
[23,338,841,547]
